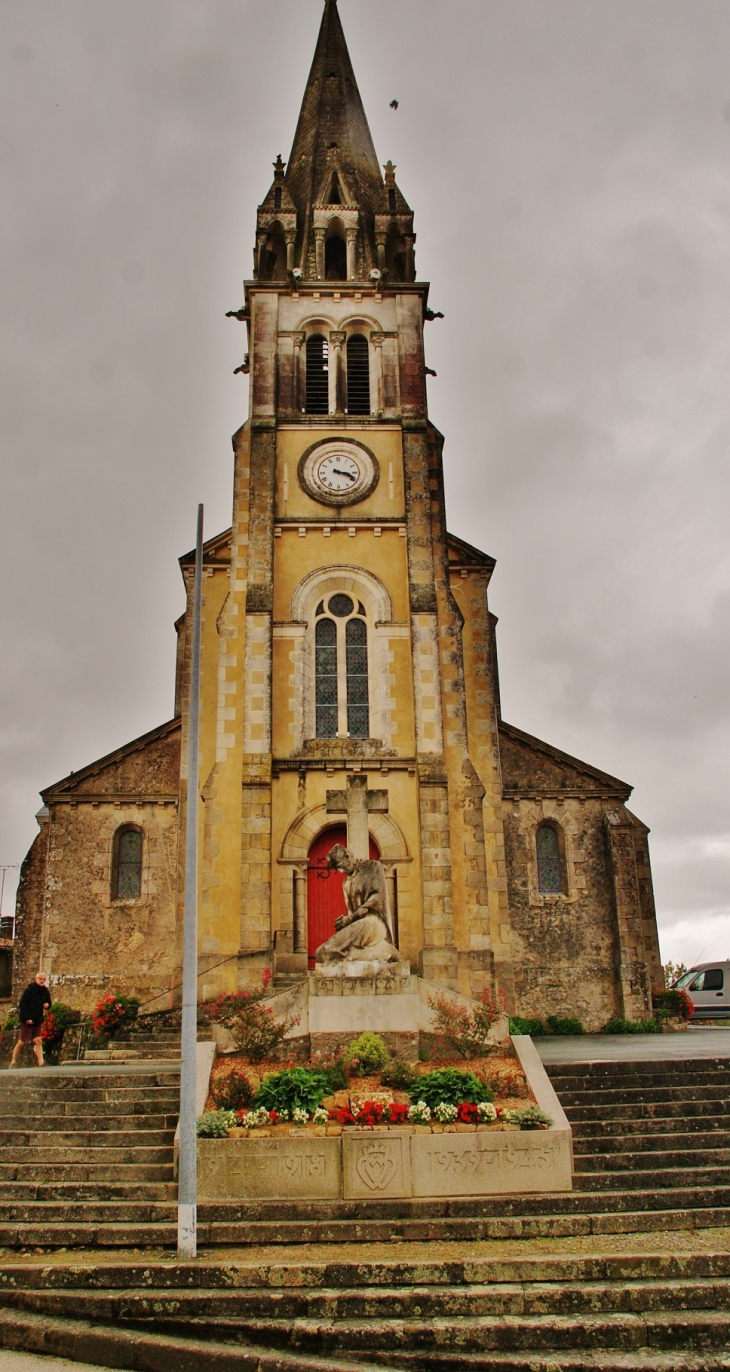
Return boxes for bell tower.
[184,0,513,1005]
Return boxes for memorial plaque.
[343,1130,411,1199]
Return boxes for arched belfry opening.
[325,218,347,280]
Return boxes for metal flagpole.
[177,503,204,1259]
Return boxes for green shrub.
[509,1016,547,1037]
[410,1068,493,1109]
[254,1066,329,1116]
[546,1015,585,1036]
[381,1058,418,1091]
[508,1105,553,1130]
[197,1110,236,1137]
[210,1071,253,1112]
[603,1017,660,1034]
[342,1032,391,1076]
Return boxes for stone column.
[404,234,416,281]
[376,235,387,272]
[346,228,358,280]
[371,332,385,416]
[285,232,296,273]
[293,865,307,954]
[329,331,346,414]
[314,228,325,280]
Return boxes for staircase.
[0,1056,729,1370]
[0,1067,179,1248]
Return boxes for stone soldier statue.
[315,843,402,964]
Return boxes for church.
[12,0,663,1033]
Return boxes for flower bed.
[200,1054,546,1138]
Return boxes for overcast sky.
[1,0,729,970]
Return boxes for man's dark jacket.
[18,982,51,1026]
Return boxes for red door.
[307,826,380,968]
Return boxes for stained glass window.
[536,824,563,895]
[315,618,338,737]
[346,618,369,738]
[329,593,354,618]
[112,826,143,900]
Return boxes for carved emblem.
[355,1142,398,1191]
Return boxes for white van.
[673,961,730,1020]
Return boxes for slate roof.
[285,0,384,221]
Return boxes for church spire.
[285,0,383,222]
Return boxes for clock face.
[298,439,379,506]
[317,453,360,492]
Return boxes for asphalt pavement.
[536,1026,730,1064]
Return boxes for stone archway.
[278,803,412,959]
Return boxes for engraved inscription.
[505,1143,555,1171]
[355,1142,398,1192]
[282,1153,327,1180]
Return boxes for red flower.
[456,1102,479,1124]
[388,1103,409,1125]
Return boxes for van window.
[689,968,724,991]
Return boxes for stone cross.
[326,774,388,860]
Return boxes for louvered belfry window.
[314,598,369,739]
[306,334,329,414]
[112,826,143,900]
[346,334,370,414]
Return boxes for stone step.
[0,1163,174,1182]
[574,1130,730,1154]
[558,1084,730,1106]
[0,1112,178,1130]
[572,1115,730,1139]
[0,1130,175,1149]
[29,1308,728,1356]
[0,1181,177,1201]
[563,1100,730,1122]
[575,1166,730,1193]
[546,1058,730,1077]
[0,1143,173,1164]
[0,1201,175,1223]
[0,1307,384,1372]
[4,1276,730,1323]
[577,1147,730,1172]
[4,1251,729,1290]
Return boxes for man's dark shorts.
[18,1024,41,1043]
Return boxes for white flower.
[477,1101,497,1122]
[311,1107,329,1125]
[434,1102,458,1123]
[242,1106,270,1129]
[407,1101,432,1124]
[291,1106,309,1126]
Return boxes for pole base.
[177,1203,197,1259]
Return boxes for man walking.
[10,971,51,1068]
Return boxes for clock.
[298,438,379,506]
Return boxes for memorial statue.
[315,843,402,964]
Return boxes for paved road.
[0,1353,131,1372]
[536,1027,730,1064]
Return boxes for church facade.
[12,0,663,1032]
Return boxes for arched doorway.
[307,825,379,969]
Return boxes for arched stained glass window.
[306,334,329,414]
[347,334,370,415]
[536,823,565,895]
[346,618,369,738]
[315,618,338,738]
[112,826,143,901]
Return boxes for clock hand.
[332,467,356,481]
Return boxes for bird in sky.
[390,99,399,110]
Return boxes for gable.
[447,531,496,580]
[499,720,631,800]
[179,527,232,569]
[43,718,181,804]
